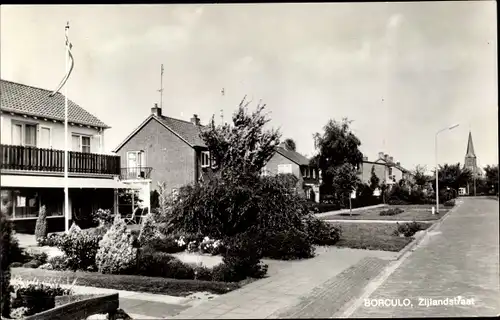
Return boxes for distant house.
[113,105,213,199]
[262,143,321,202]
[0,79,128,233]
[357,152,412,187]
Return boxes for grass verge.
[11,267,240,297]
[331,221,432,252]
[319,207,448,221]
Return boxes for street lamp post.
[435,123,460,213]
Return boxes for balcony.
[1,144,120,176]
[120,167,153,180]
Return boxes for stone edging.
[394,200,463,260]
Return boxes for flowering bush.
[186,241,198,253]
[10,277,74,316]
[199,237,224,255]
[37,233,64,247]
[45,255,69,271]
[96,214,137,274]
[56,229,101,271]
[92,209,114,227]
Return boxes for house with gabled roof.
[357,152,412,187]
[113,105,215,199]
[0,79,131,233]
[262,143,321,202]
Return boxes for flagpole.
[64,22,70,232]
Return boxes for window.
[278,164,292,174]
[39,127,52,149]
[11,122,37,146]
[388,167,393,176]
[201,151,210,168]
[72,134,91,153]
[312,168,316,179]
[13,189,39,219]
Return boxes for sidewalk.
[172,247,396,319]
[324,219,433,224]
[345,196,500,317]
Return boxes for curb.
[314,204,387,219]
[394,200,463,260]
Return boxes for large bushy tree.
[369,165,380,191]
[311,118,363,204]
[435,163,472,192]
[413,165,431,189]
[484,164,499,195]
[200,96,281,181]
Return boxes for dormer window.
[201,151,210,168]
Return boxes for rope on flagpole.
[64,22,70,232]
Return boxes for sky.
[1,2,498,174]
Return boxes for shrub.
[1,210,12,318]
[10,233,28,264]
[199,237,224,255]
[46,255,69,271]
[56,229,102,271]
[217,232,268,282]
[35,205,48,244]
[394,221,423,237]
[11,279,72,316]
[96,214,138,274]
[22,260,43,269]
[303,215,341,245]
[444,199,455,207]
[134,248,194,279]
[92,208,114,227]
[306,202,341,214]
[150,236,186,254]
[193,265,213,281]
[379,208,404,216]
[11,262,22,268]
[138,213,160,247]
[259,228,315,260]
[38,233,64,247]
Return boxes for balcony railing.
[120,167,153,180]
[1,144,120,175]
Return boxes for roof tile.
[1,79,109,128]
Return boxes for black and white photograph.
[0,2,498,319]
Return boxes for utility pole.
[158,64,164,109]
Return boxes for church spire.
[465,131,476,158]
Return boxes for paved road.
[347,197,500,318]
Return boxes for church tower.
[464,131,481,195]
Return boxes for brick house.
[262,143,321,202]
[113,105,215,198]
[0,79,129,233]
[357,152,412,187]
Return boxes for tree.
[283,138,296,151]
[311,118,363,202]
[413,165,430,188]
[369,165,380,191]
[484,164,499,194]
[330,163,361,208]
[200,96,281,181]
[435,163,472,192]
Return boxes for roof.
[465,131,476,158]
[0,79,109,128]
[113,114,206,152]
[156,115,206,147]
[275,146,311,166]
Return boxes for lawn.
[11,267,240,297]
[332,221,432,252]
[318,206,449,221]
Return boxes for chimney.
[279,142,287,150]
[389,156,394,163]
[151,103,162,117]
[384,154,389,161]
[190,114,200,126]
[396,162,400,166]
[378,152,384,159]
[362,156,368,161]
